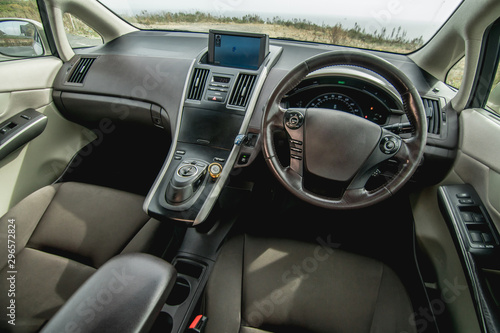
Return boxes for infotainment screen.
[208,30,269,70]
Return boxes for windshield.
[99,0,462,54]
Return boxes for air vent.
[422,97,441,135]
[228,74,257,108]
[187,68,210,100]
[68,57,96,84]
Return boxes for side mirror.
[0,19,45,58]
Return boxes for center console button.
[209,163,223,179]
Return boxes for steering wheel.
[262,50,427,209]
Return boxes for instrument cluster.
[283,75,403,125]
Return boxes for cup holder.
[166,277,190,306]
[151,312,173,332]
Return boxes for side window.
[486,63,500,114]
[0,0,50,62]
[446,57,465,89]
[63,13,103,49]
[472,17,500,114]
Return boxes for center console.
[144,31,282,225]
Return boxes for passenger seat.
[0,182,172,332]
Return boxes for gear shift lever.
[166,160,208,204]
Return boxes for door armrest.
[0,109,47,161]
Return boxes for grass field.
[0,0,40,21]
[0,36,33,47]
[129,11,424,54]
[0,2,424,53]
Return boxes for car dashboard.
[51,30,459,225]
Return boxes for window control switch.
[482,233,494,244]
[461,212,474,222]
[0,122,17,135]
[473,213,486,223]
[470,231,483,243]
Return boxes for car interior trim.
[0,109,48,161]
[193,46,283,224]
[143,57,197,216]
[144,46,283,225]
[4,0,500,331]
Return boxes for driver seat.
[204,234,416,333]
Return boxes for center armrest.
[41,253,177,333]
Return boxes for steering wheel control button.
[380,136,401,154]
[285,111,304,129]
[209,162,223,179]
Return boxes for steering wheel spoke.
[394,137,417,164]
[283,108,306,176]
[266,103,287,129]
[347,129,403,190]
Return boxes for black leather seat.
[0,182,171,332]
[204,234,416,333]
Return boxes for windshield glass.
[100,0,462,54]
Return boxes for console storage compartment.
[40,253,177,333]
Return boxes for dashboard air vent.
[187,68,210,100]
[228,74,257,108]
[422,97,441,135]
[68,57,96,84]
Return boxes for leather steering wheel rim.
[262,50,427,209]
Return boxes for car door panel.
[0,57,96,216]
[452,108,500,227]
[410,107,500,333]
[419,107,500,333]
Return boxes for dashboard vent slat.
[422,97,441,135]
[68,57,96,84]
[187,68,210,100]
[228,74,257,108]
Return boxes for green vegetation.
[63,13,101,40]
[128,11,424,53]
[0,0,40,21]
[0,2,424,53]
[446,58,465,89]
[0,36,33,47]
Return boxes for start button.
[208,162,223,179]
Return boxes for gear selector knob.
[166,160,208,204]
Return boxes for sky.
[100,0,463,40]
